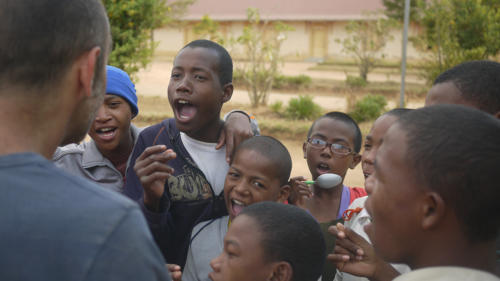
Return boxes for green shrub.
[270,101,283,114]
[345,75,368,88]
[285,95,322,120]
[349,95,387,123]
[273,74,312,89]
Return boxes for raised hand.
[216,112,253,163]
[134,145,176,211]
[328,223,399,281]
[288,176,313,209]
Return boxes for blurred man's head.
[0,0,111,145]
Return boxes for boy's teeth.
[178,100,189,104]
[232,199,245,206]
[100,128,113,132]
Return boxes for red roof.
[184,0,385,21]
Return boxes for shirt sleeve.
[84,207,172,281]
[123,133,148,201]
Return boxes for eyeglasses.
[307,138,354,157]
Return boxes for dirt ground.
[135,60,424,188]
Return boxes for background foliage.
[103,0,194,79]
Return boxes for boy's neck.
[184,119,224,143]
[412,239,497,274]
[312,183,344,200]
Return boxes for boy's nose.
[210,254,222,272]
[233,181,250,195]
[320,145,333,158]
[176,77,192,94]
[94,105,111,122]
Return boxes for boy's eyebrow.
[225,239,240,249]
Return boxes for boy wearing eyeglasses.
[289,111,366,281]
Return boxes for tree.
[382,0,425,22]
[413,0,500,84]
[236,8,293,107]
[103,0,194,79]
[193,15,226,45]
[336,15,396,81]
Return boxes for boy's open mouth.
[175,99,197,122]
[316,163,331,175]
[230,198,246,217]
[94,127,117,141]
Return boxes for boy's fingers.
[134,150,176,172]
[342,227,369,256]
[137,145,167,161]
[225,133,235,163]
[215,129,226,150]
[136,162,175,179]
[328,225,346,239]
[327,253,351,263]
[139,171,171,185]
[333,229,365,257]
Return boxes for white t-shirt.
[180,132,228,196]
[394,267,500,281]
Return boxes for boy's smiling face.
[224,148,289,221]
[88,95,132,153]
[364,124,423,264]
[168,46,232,141]
[303,117,361,182]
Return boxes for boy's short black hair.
[307,112,362,153]
[240,202,326,281]
[0,0,109,91]
[384,108,412,118]
[182,39,233,86]
[433,60,500,114]
[231,136,292,186]
[397,104,500,243]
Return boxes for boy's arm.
[217,111,260,163]
[123,132,175,260]
[85,207,172,281]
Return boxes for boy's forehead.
[311,117,357,144]
[174,46,220,71]
[425,81,474,108]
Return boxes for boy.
[364,105,500,280]
[123,40,254,267]
[209,202,326,281]
[331,109,412,281]
[183,136,292,281]
[289,112,366,281]
[332,60,500,278]
[425,60,500,117]
[0,0,170,280]
[425,60,500,273]
[53,66,140,192]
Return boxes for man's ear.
[494,110,500,120]
[221,83,234,103]
[76,46,101,98]
[277,184,291,203]
[420,191,446,230]
[303,142,307,159]
[268,262,293,281]
[349,153,362,169]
